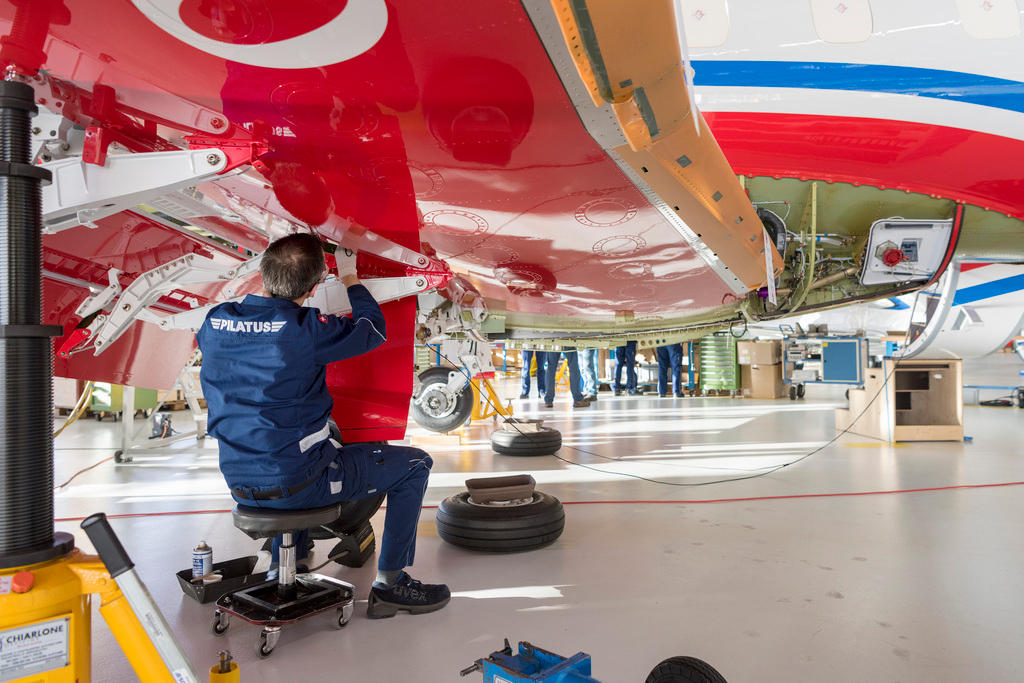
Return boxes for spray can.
[193,541,213,578]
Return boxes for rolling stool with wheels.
[212,504,356,658]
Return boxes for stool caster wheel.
[335,603,353,629]
[212,610,229,636]
[257,627,281,658]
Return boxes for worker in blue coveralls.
[540,347,590,409]
[613,340,642,395]
[656,343,685,397]
[197,233,449,619]
[577,347,600,402]
[519,349,546,399]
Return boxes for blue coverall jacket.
[196,286,386,492]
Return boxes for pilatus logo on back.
[211,319,286,333]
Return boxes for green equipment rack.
[698,332,740,394]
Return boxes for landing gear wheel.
[436,491,565,552]
[645,656,728,683]
[789,385,797,400]
[490,427,562,457]
[797,383,805,398]
[411,366,472,432]
[212,610,229,636]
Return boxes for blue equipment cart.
[781,331,867,400]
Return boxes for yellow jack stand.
[554,359,570,391]
[471,374,514,422]
[0,515,224,683]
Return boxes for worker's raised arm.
[311,250,387,365]
[311,284,387,364]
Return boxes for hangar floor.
[50,354,1024,682]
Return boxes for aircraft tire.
[411,367,473,432]
[645,656,728,683]
[490,426,562,457]
[436,491,564,552]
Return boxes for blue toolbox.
[461,640,598,683]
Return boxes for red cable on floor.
[53,480,1024,522]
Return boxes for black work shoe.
[519,393,529,399]
[367,572,450,618]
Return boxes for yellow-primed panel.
[549,0,783,289]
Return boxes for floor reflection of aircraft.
[3,0,1023,437]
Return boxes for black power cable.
[431,342,908,489]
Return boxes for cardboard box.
[740,363,786,399]
[737,340,782,366]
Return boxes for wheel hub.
[417,384,457,419]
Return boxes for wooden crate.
[835,358,963,442]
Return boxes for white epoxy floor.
[45,354,1024,682]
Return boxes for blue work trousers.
[577,348,599,396]
[236,442,432,571]
[520,350,546,397]
[613,341,638,392]
[542,349,584,403]
[656,344,684,396]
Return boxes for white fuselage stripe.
[695,86,1024,143]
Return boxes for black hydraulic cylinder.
[0,79,69,569]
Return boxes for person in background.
[613,340,642,396]
[541,348,590,409]
[578,347,600,402]
[656,343,685,397]
[519,349,546,400]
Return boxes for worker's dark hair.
[260,233,326,300]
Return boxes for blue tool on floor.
[460,639,600,683]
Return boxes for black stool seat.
[232,503,342,539]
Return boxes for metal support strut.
[0,79,73,569]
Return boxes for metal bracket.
[41,147,230,233]
[60,253,261,357]
[31,111,81,164]
[75,268,123,318]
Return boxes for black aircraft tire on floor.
[436,491,565,552]
[490,427,562,456]
[645,656,728,683]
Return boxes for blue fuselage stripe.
[952,273,1024,306]
[691,60,1024,115]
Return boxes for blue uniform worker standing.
[519,349,546,399]
[577,348,599,401]
[197,233,449,619]
[656,343,685,397]
[613,341,642,395]
[540,348,589,409]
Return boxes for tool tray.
[176,555,268,604]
